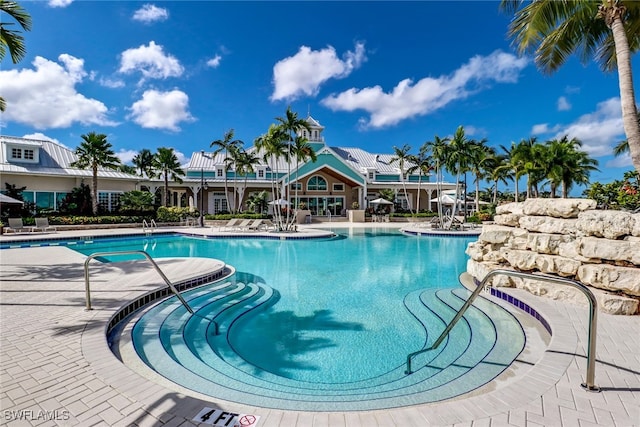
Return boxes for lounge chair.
[245,219,264,231]
[235,219,253,231]
[6,218,29,233]
[33,217,56,233]
[219,218,241,231]
[260,219,276,231]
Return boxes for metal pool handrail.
[83,250,194,314]
[405,269,599,392]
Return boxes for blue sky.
[0,1,637,192]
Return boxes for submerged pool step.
[132,285,525,411]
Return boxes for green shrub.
[47,215,148,225]
[156,206,194,222]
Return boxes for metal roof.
[0,136,140,180]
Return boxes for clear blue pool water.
[74,229,525,410]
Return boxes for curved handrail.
[84,250,194,314]
[405,269,599,392]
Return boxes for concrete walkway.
[0,225,638,426]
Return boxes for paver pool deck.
[0,223,638,426]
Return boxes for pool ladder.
[142,219,157,235]
[404,269,599,392]
[83,250,219,334]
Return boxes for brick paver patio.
[1,226,638,426]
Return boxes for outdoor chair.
[245,219,264,231]
[6,218,29,233]
[218,218,241,231]
[33,217,57,233]
[235,219,253,231]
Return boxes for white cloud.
[132,4,169,23]
[127,89,194,131]
[99,77,125,88]
[206,55,222,68]
[531,123,562,135]
[551,98,623,157]
[48,0,73,8]
[271,42,367,101]
[118,41,184,83]
[0,55,117,129]
[322,50,528,129]
[606,153,632,168]
[557,96,571,111]
[116,149,139,164]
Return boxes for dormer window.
[6,142,40,164]
[258,169,265,178]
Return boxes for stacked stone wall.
[466,198,640,315]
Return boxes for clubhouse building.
[0,117,457,217]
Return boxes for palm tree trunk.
[611,11,640,173]
[92,164,98,215]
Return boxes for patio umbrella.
[430,194,463,205]
[369,197,393,205]
[0,194,24,205]
[268,199,290,206]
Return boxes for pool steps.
[131,282,526,410]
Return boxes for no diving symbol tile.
[193,407,260,426]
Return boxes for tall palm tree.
[424,135,450,223]
[501,0,640,173]
[443,126,475,224]
[211,129,243,213]
[497,142,528,202]
[132,148,156,178]
[407,144,432,213]
[70,132,121,216]
[487,152,513,204]
[291,135,317,213]
[0,0,32,112]
[153,147,185,207]
[255,124,289,229]
[467,140,494,213]
[234,149,261,212]
[390,144,414,214]
[275,107,311,228]
[545,136,599,197]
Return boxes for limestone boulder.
[478,224,528,244]
[466,259,515,288]
[527,233,574,255]
[494,213,522,227]
[465,242,505,263]
[577,264,640,296]
[633,214,640,237]
[575,210,635,239]
[496,202,524,216]
[578,237,640,266]
[519,216,578,235]
[523,198,597,218]
[515,277,638,315]
[500,249,581,277]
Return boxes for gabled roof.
[332,147,411,174]
[0,136,139,179]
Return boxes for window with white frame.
[11,148,22,159]
[332,183,344,192]
[217,168,223,177]
[24,149,34,160]
[368,171,375,180]
[258,169,264,178]
[307,175,327,191]
[291,182,302,190]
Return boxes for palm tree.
[246,190,268,214]
[234,149,261,212]
[544,136,599,197]
[291,135,317,213]
[487,152,512,204]
[132,148,156,178]
[70,132,122,215]
[497,142,528,202]
[153,147,185,207]
[407,144,432,213]
[424,135,450,223]
[211,129,243,213]
[275,107,311,228]
[0,0,32,112]
[390,144,414,214]
[500,0,640,173]
[467,140,494,213]
[443,126,475,225]
[255,124,288,229]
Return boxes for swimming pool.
[76,229,525,410]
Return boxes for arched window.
[307,175,327,191]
